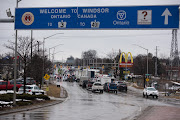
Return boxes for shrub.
[0,95,11,102]
[36,94,50,100]
[17,94,36,100]
[16,101,33,106]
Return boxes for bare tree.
[106,50,118,60]
[82,49,97,59]
[5,36,41,93]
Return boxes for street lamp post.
[50,50,63,83]
[133,44,149,88]
[49,43,63,61]
[42,33,63,86]
[133,44,149,75]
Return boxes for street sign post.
[15,6,179,30]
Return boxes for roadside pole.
[13,0,19,106]
[118,50,120,80]
[96,58,97,70]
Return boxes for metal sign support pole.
[13,0,19,106]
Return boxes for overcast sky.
[0,0,180,61]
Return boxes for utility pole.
[31,30,33,60]
[96,58,97,70]
[155,46,158,77]
[13,0,20,106]
[118,49,120,80]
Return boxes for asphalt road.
[0,82,176,120]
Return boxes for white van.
[79,76,88,86]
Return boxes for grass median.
[42,84,61,98]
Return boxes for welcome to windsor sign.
[15,5,179,30]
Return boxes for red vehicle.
[0,81,23,91]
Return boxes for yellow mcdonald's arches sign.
[119,52,133,67]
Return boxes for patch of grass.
[42,84,61,98]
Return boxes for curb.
[0,100,63,116]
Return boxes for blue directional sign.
[15,6,179,29]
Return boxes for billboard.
[119,52,133,68]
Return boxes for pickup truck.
[104,82,118,93]
[92,82,103,93]
[0,80,23,91]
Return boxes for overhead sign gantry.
[15,5,179,29]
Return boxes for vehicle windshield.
[19,86,33,89]
[94,83,102,86]
[89,82,94,84]
[110,83,117,87]
[147,88,156,91]
[120,83,126,86]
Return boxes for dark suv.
[82,80,88,88]
[118,83,127,92]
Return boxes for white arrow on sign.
[161,8,172,25]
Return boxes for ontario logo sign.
[117,10,126,20]
[119,52,133,67]
[21,12,34,25]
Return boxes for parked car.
[86,81,94,90]
[18,85,45,95]
[104,82,118,93]
[82,80,88,88]
[0,81,23,91]
[118,83,127,92]
[16,77,36,85]
[92,82,103,93]
[143,87,159,98]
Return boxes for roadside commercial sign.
[119,52,133,68]
[44,74,50,80]
[123,71,130,74]
[15,6,179,29]
[102,65,104,69]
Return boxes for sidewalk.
[136,106,180,120]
